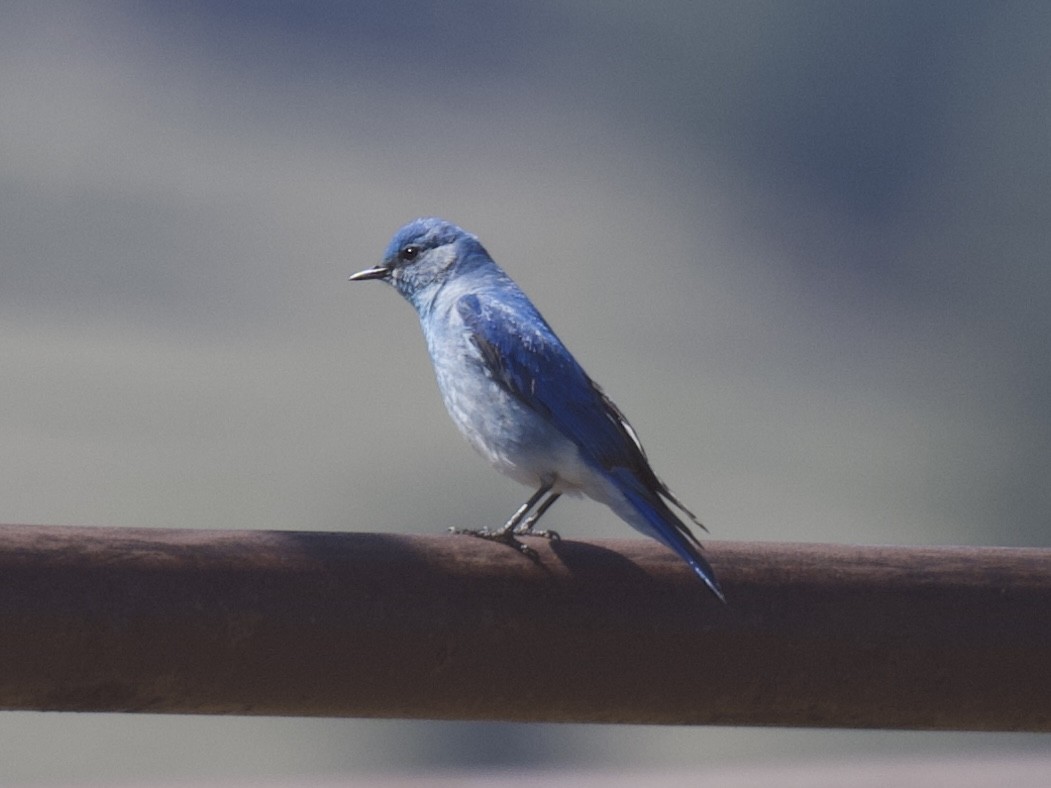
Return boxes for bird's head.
[350,217,490,309]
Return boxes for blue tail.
[610,469,725,603]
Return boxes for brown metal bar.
[0,524,1048,730]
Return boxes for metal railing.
[1,524,1048,730]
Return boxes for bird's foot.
[512,521,560,541]
[448,526,540,560]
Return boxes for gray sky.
[2,1,1049,783]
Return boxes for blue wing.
[457,292,724,601]
[457,292,647,473]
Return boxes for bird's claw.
[449,526,540,561]
[513,523,561,541]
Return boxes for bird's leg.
[499,483,553,535]
[449,483,553,559]
[513,492,562,541]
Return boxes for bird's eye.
[400,245,420,262]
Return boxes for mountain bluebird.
[350,218,724,602]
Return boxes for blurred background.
[2,0,1049,784]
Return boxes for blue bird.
[350,218,724,602]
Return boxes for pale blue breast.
[420,290,592,493]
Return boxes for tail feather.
[610,470,725,603]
